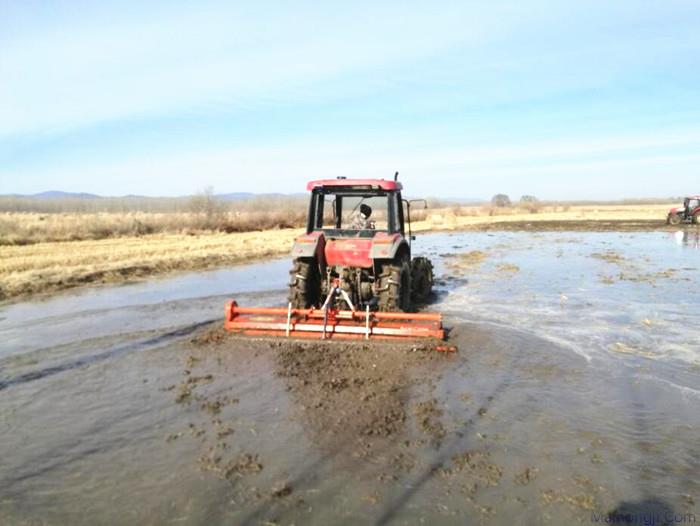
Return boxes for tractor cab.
[686,197,700,215]
[305,178,406,238]
[287,176,434,313]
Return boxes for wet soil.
[154,324,577,524]
[157,319,699,525]
[1,231,698,525]
[181,331,455,487]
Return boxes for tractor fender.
[291,232,326,263]
[370,233,409,261]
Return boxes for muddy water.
[0,231,698,525]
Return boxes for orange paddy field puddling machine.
[224,174,453,350]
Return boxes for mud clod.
[274,342,438,441]
[187,374,213,384]
[496,263,520,273]
[216,427,235,439]
[442,450,503,488]
[188,424,205,438]
[190,326,229,346]
[185,355,200,368]
[540,489,597,511]
[199,452,263,480]
[414,399,446,443]
[514,467,538,485]
[175,384,192,403]
[446,251,489,274]
[591,251,626,265]
[225,454,263,477]
[200,396,238,415]
[271,482,293,498]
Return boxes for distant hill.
[216,192,256,201]
[31,191,102,199]
[217,192,309,200]
[0,191,482,209]
[2,191,307,200]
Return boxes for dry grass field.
[412,202,675,231]
[0,201,684,301]
[0,229,301,300]
[0,209,307,245]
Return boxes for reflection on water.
[423,231,700,372]
[0,258,290,361]
[0,231,698,525]
[674,229,700,248]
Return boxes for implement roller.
[224,301,445,341]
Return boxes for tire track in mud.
[600,370,700,517]
[0,320,216,391]
[371,322,528,523]
[372,320,615,524]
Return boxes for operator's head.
[360,204,372,218]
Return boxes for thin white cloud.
[6,1,694,137]
[0,2,492,136]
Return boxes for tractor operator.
[350,204,374,229]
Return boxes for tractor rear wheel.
[288,258,321,308]
[694,214,700,225]
[668,214,682,225]
[410,257,434,305]
[377,258,412,312]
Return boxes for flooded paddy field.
[1,231,698,525]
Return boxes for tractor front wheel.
[668,214,682,225]
[410,257,434,306]
[288,258,321,308]
[377,258,412,312]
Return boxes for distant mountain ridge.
[1,191,482,203]
[216,192,307,200]
[29,191,103,199]
[1,191,305,200]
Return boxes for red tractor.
[223,175,447,343]
[667,196,700,225]
[288,176,434,312]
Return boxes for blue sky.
[1,0,699,199]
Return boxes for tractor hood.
[325,238,374,268]
[325,233,404,268]
[291,231,406,268]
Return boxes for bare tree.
[491,194,511,207]
[519,195,540,213]
[188,187,226,228]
